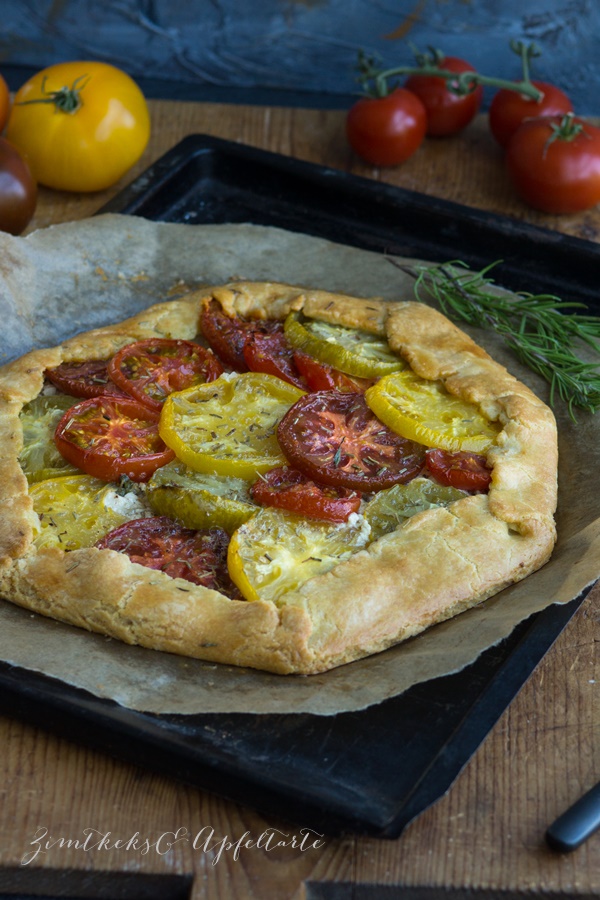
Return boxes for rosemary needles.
[392,259,600,420]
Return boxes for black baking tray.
[2,135,599,839]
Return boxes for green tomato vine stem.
[15,75,90,114]
[548,111,584,141]
[357,40,544,102]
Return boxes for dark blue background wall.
[1,1,597,112]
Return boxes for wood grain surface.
[2,100,599,900]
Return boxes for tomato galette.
[0,282,558,675]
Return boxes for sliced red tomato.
[250,466,361,522]
[54,395,174,483]
[277,391,426,491]
[425,448,491,492]
[46,358,128,399]
[293,350,373,393]
[108,339,223,410]
[200,300,282,371]
[95,516,236,592]
[243,330,306,389]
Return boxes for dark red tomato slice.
[95,516,235,592]
[45,359,129,399]
[200,300,282,371]
[277,391,425,491]
[251,465,361,522]
[54,395,175,483]
[426,448,491,492]
[293,350,374,393]
[243,331,306,389]
[108,339,223,411]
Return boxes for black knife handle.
[546,780,600,852]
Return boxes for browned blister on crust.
[0,282,557,675]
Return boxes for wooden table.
[2,101,599,899]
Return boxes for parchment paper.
[0,214,598,716]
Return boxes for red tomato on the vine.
[346,88,427,166]
[488,80,573,148]
[506,114,600,214]
[405,56,483,137]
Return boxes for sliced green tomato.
[365,369,500,452]
[147,460,258,534]
[227,506,371,603]
[19,393,80,483]
[159,372,305,479]
[30,474,137,551]
[284,312,404,379]
[364,476,468,541]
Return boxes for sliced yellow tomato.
[159,372,305,479]
[365,369,500,452]
[284,311,404,378]
[147,460,257,533]
[30,474,139,551]
[228,507,371,603]
[364,476,468,541]
[19,393,80,483]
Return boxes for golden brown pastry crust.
[0,282,558,675]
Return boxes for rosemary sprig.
[391,259,600,420]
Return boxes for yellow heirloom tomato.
[146,460,258,534]
[7,61,150,192]
[284,311,404,379]
[159,372,305,479]
[365,369,500,452]
[228,507,371,603]
[30,475,140,551]
[19,393,80,483]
